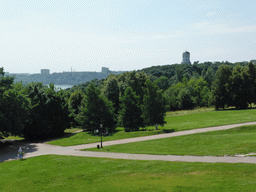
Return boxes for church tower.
[181,51,191,64]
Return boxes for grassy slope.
[88,125,256,156]
[164,108,256,131]
[1,155,256,192]
[48,108,256,146]
[48,128,165,146]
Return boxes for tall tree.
[0,89,30,136]
[187,77,209,107]
[119,87,143,132]
[142,80,166,126]
[230,65,249,109]
[68,89,84,126]
[78,84,116,133]
[154,76,169,91]
[0,67,14,95]
[127,71,149,105]
[23,84,71,140]
[177,88,194,110]
[248,62,256,106]
[103,75,120,114]
[212,65,232,110]
[203,67,215,87]
[164,82,185,111]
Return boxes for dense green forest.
[1,60,256,141]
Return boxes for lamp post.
[100,124,103,148]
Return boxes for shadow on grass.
[162,129,175,133]
[0,140,38,163]
[216,107,256,111]
[90,129,122,137]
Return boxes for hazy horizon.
[1,0,255,74]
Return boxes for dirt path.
[1,121,256,164]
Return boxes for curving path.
[1,121,256,164]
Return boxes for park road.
[1,121,256,164]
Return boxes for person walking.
[18,147,22,159]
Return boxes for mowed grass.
[48,108,256,146]
[48,127,164,146]
[164,108,256,131]
[88,125,256,156]
[1,155,256,192]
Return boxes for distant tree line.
[138,60,256,111]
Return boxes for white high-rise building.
[41,69,50,75]
[181,51,191,64]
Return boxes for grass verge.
[1,155,256,192]
[48,128,165,146]
[87,125,256,156]
[49,108,256,146]
[164,108,256,131]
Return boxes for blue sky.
[1,0,256,74]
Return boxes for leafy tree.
[0,89,30,136]
[174,66,184,83]
[0,67,14,94]
[203,67,215,87]
[23,84,71,140]
[248,62,256,106]
[77,84,116,133]
[212,65,232,110]
[201,86,211,107]
[103,75,120,114]
[164,82,185,111]
[230,65,249,109]
[126,71,149,104]
[119,87,143,132]
[142,80,166,126]
[68,89,84,126]
[0,68,28,137]
[187,77,209,107]
[154,76,169,91]
[177,88,194,110]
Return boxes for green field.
[87,125,256,156]
[48,108,256,146]
[48,127,164,146]
[1,155,256,192]
[163,108,256,131]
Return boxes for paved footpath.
[1,122,256,164]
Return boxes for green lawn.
[1,155,256,192]
[48,127,165,146]
[88,125,256,156]
[164,108,256,131]
[48,108,256,146]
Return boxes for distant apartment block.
[41,69,50,75]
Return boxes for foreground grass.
[49,108,256,146]
[88,125,256,156]
[1,155,256,192]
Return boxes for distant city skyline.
[1,0,256,74]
